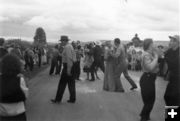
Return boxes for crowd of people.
[0,34,179,121]
[0,38,50,121]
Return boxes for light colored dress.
[83,49,94,72]
[112,45,127,92]
[103,47,116,91]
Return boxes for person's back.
[52,48,59,60]
[93,45,103,62]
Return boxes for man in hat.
[164,35,180,106]
[51,35,76,103]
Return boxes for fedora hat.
[59,35,69,42]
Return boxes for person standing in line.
[75,43,83,81]
[83,44,94,81]
[139,38,159,121]
[28,48,34,71]
[51,36,76,103]
[164,35,180,106]
[49,45,60,75]
[37,47,42,68]
[0,54,29,121]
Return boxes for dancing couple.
[103,38,137,92]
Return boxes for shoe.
[140,116,150,121]
[140,118,147,121]
[130,86,137,90]
[90,79,95,81]
[116,90,125,93]
[51,99,60,104]
[76,78,81,81]
[120,90,125,93]
[67,100,75,103]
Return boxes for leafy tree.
[33,27,47,46]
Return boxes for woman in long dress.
[111,38,126,92]
[103,41,115,91]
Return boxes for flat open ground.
[26,67,167,121]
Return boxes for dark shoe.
[76,78,81,81]
[67,100,75,103]
[90,79,95,81]
[130,86,137,90]
[120,90,125,93]
[140,118,147,121]
[140,116,150,121]
[51,99,60,104]
[116,89,125,93]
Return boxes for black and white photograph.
[0,0,179,121]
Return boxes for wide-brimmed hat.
[59,35,69,42]
[169,35,179,42]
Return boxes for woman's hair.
[1,54,22,77]
[143,38,153,51]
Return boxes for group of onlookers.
[24,46,49,71]
[0,38,50,121]
[0,38,29,121]
[127,48,143,71]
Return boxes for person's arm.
[20,77,29,99]
[143,52,158,72]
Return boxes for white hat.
[169,35,179,42]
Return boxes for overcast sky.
[0,0,179,42]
